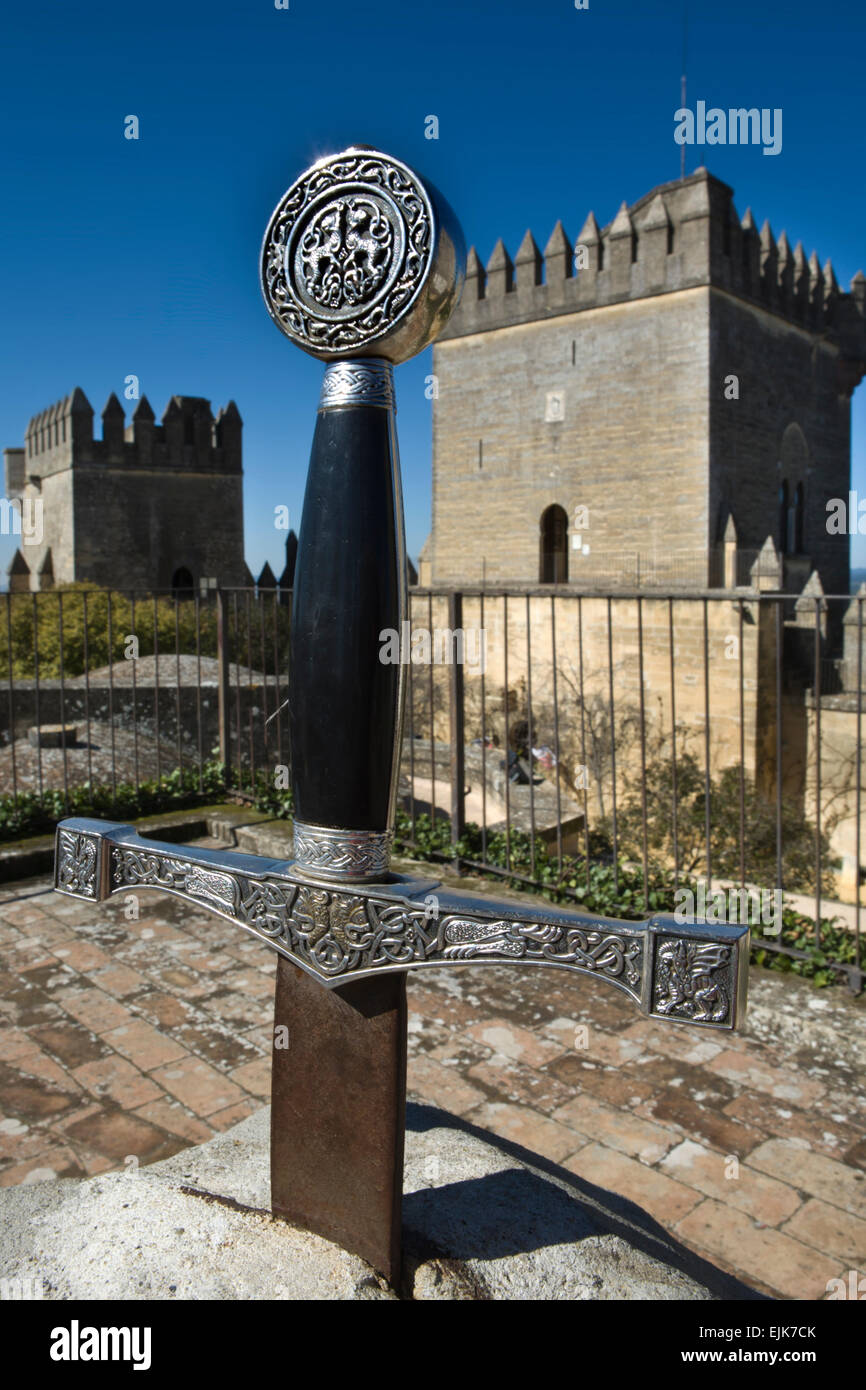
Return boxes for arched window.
[172,566,195,600]
[778,481,789,554]
[794,483,805,554]
[540,505,568,584]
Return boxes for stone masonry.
[4,389,247,592]
[427,168,866,596]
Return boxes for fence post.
[216,589,231,773]
[449,590,465,860]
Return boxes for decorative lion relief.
[652,937,731,1024]
[56,830,98,898]
[261,151,432,355]
[299,195,395,313]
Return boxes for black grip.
[289,404,401,831]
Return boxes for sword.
[54,146,749,1285]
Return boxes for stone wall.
[431,288,711,586]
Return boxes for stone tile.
[659,1139,800,1224]
[174,1021,262,1072]
[637,1090,766,1157]
[675,1198,842,1300]
[469,1102,583,1163]
[0,1025,42,1062]
[621,1019,725,1065]
[748,1139,866,1217]
[0,1146,86,1186]
[845,1136,866,1170]
[0,1115,54,1163]
[563,1141,703,1224]
[197,988,269,1029]
[217,966,275,999]
[69,1147,117,1177]
[172,946,234,975]
[71,1055,162,1109]
[229,1056,271,1098]
[465,1018,564,1068]
[150,1057,246,1117]
[781,1198,866,1266]
[131,1099,214,1144]
[48,1101,105,1134]
[707,1050,826,1106]
[129,963,210,999]
[126,990,195,1032]
[63,1108,185,1166]
[408,1054,487,1116]
[723,1093,861,1160]
[551,1094,677,1164]
[90,964,150,997]
[207,1099,260,1131]
[24,921,78,947]
[465,1057,576,1114]
[51,941,114,972]
[406,984,484,1030]
[1,901,55,927]
[545,1055,655,1109]
[102,1019,188,1071]
[30,1021,108,1070]
[1,1052,82,1106]
[55,989,136,1036]
[16,959,79,989]
[129,920,190,946]
[426,1037,494,1070]
[0,977,64,1028]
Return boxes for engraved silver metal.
[260,146,465,364]
[292,820,394,882]
[318,359,395,411]
[54,820,750,1029]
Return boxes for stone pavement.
[0,860,864,1301]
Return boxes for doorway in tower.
[540,504,568,583]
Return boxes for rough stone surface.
[0,1103,756,1301]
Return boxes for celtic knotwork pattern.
[319,361,394,410]
[262,153,432,353]
[441,918,643,995]
[56,830,98,898]
[652,938,731,1025]
[92,845,648,998]
[292,824,393,878]
[300,196,394,311]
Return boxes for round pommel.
[260,146,465,365]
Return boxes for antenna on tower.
[680,2,688,181]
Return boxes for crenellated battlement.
[9,388,243,495]
[443,168,866,373]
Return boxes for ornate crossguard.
[54,147,749,1285]
[55,820,748,1023]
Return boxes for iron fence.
[1,582,863,988]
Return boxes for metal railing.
[2,582,863,987]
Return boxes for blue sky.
[2,0,865,583]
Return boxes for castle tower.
[428,168,866,598]
[4,389,248,591]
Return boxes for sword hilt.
[54,820,750,1031]
[259,145,465,883]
